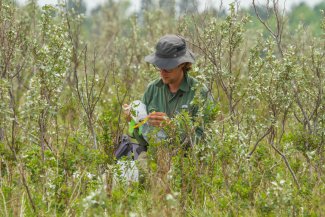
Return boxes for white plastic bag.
[112,160,139,188]
[129,100,147,123]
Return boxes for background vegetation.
[0,0,324,216]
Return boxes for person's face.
[156,64,185,86]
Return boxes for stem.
[247,127,272,158]
[19,192,25,217]
[0,188,8,217]
[18,162,37,214]
[270,128,300,189]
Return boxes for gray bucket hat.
[144,34,195,70]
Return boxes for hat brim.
[144,49,195,70]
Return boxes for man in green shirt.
[124,34,213,149]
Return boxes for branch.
[247,127,272,158]
[270,128,301,189]
[252,0,284,57]
[252,0,276,38]
[292,80,312,133]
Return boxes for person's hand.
[148,112,170,127]
[122,104,132,122]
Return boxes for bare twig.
[292,80,312,133]
[66,8,110,149]
[252,0,284,57]
[252,0,276,38]
[0,188,8,217]
[247,127,272,158]
[270,128,300,188]
[18,163,37,214]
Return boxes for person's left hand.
[148,112,170,127]
[122,104,132,122]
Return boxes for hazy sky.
[18,0,325,12]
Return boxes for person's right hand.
[148,112,170,127]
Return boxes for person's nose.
[160,69,170,73]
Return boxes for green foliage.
[288,2,325,36]
[0,1,324,216]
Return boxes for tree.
[141,0,155,11]
[67,0,86,15]
[288,2,322,35]
[178,0,198,15]
[289,3,315,27]
[159,0,175,17]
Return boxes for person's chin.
[161,78,170,84]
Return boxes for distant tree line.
[81,0,324,36]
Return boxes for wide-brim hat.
[144,34,195,70]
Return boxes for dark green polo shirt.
[143,75,197,116]
[132,75,213,147]
[141,74,213,138]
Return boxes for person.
[123,34,213,152]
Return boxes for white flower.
[166,194,174,201]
